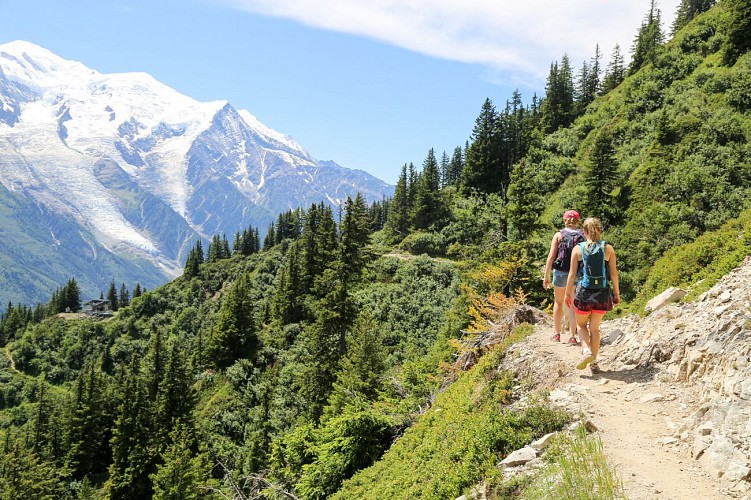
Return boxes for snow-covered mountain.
[0,40,393,305]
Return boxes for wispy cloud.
[222,0,680,82]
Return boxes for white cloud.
[223,0,681,82]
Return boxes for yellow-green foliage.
[331,325,569,499]
[520,426,625,499]
[634,206,751,311]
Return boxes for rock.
[645,287,688,314]
[531,433,556,452]
[640,393,667,403]
[500,447,537,467]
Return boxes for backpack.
[552,229,585,272]
[579,241,609,289]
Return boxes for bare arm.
[564,245,581,306]
[607,244,620,304]
[543,232,561,290]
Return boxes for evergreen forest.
[0,0,750,497]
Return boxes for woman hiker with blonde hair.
[564,217,620,374]
[543,209,584,344]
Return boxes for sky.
[0,0,681,184]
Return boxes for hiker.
[564,217,620,374]
[543,209,585,344]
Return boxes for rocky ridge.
[491,256,751,498]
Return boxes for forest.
[0,0,750,498]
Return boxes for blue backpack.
[579,241,608,289]
[552,229,585,272]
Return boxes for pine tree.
[723,0,751,65]
[107,280,119,311]
[602,44,626,94]
[133,282,143,298]
[385,164,410,237]
[541,55,576,132]
[208,273,258,368]
[324,314,386,418]
[411,148,447,231]
[505,160,544,240]
[107,363,153,499]
[155,340,194,447]
[672,0,715,35]
[582,128,620,225]
[446,146,464,186]
[461,98,504,195]
[629,0,665,75]
[150,424,216,499]
[119,283,130,309]
[65,364,112,480]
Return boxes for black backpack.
[552,229,584,272]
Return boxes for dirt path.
[513,321,729,499]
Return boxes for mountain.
[0,40,393,305]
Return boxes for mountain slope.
[0,40,392,304]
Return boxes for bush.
[399,231,446,257]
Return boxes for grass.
[517,425,626,500]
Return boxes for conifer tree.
[65,364,112,480]
[107,363,153,499]
[629,0,665,75]
[324,314,386,418]
[411,148,447,231]
[723,0,751,64]
[582,128,620,225]
[133,282,143,298]
[541,55,576,132]
[271,242,305,325]
[385,164,410,237]
[672,0,715,35]
[150,424,216,499]
[505,160,544,240]
[602,44,627,93]
[155,340,194,447]
[119,283,130,309]
[208,273,258,368]
[446,146,464,186]
[107,280,119,311]
[461,98,504,195]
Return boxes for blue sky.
[0,0,680,184]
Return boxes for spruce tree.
[505,160,544,240]
[723,0,751,65]
[672,0,715,35]
[602,44,626,94]
[107,280,119,311]
[582,128,620,224]
[461,98,504,195]
[385,164,410,237]
[208,273,258,368]
[629,0,665,75]
[411,148,447,231]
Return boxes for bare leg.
[588,313,604,360]
[576,312,592,353]
[566,302,578,340]
[553,286,565,335]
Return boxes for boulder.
[645,287,688,314]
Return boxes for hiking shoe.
[576,353,595,370]
[590,362,601,374]
[551,333,561,342]
[567,336,578,345]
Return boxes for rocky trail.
[496,257,751,499]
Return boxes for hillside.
[0,0,749,498]
[501,257,751,498]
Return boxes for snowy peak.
[0,40,392,306]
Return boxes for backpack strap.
[600,241,608,288]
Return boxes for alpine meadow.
[1,0,750,498]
